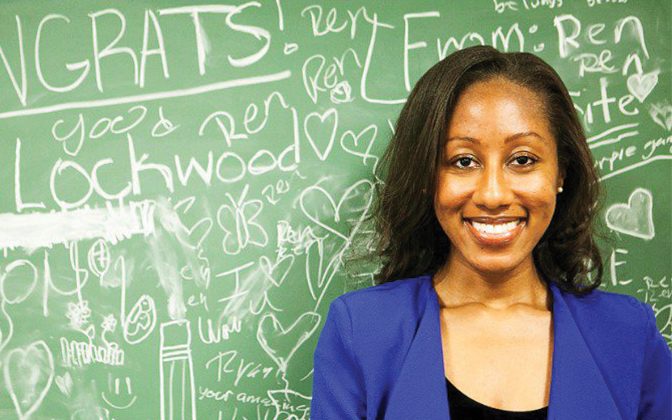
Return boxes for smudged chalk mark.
[148,197,206,320]
[649,101,672,131]
[0,200,155,252]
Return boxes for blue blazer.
[311,275,671,419]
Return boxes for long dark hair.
[362,45,609,296]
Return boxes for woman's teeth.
[471,220,522,234]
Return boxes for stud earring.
[557,186,563,193]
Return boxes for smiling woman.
[311,46,671,419]
[435,78,564,279]
[373,46,603,297]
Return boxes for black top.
[446,376,548,419]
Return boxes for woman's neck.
[432,255,550,312]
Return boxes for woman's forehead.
[446,86,551,140]
[454,78,547,109]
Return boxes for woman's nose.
[471,164,515,210]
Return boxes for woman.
[310,46,671,419]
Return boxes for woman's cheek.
[516,173,556,197]
[436,175,474,202]
[517,182,558,220]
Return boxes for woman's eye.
[511,154,537,166]
[453,156,477,169]
[450,154,537,169]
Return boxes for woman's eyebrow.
[505,131,545,143]
[447,132,546,144]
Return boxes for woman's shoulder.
[554,283,650,329]
[333,274,431,314]
[558,284,645,309]
[324,274,433,340]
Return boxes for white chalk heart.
[304,109,338,161]
[4,340,54,419]
[340,124,379,172]
[259,255,294,288]
[305,236,344,304]
[605,188,655,240]
[55,371,73,396]
[627,70,658,102]
[256,312,320,372]
[299,179,374,242]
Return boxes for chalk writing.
[0,1,667,419]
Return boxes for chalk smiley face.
[101,374,137,410]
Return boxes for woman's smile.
[463,218,527,247]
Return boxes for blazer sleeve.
[637,301,672,420]
[311,297,366,419]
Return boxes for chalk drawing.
[259,254,294,288]
[304,108,338,161]
[66,299,92,331]
[627,69,659,103]
[267,388,311,420]
[4,340,55,420]
[123,295,157,345]
[339,124,379,173]
[101,373,137,410]
[160,320,197,420]
[87,239,111,278]
[55,371,73,397]
[256,311,321,373]
[605,188,655,240]
[216,184,269,255]
[649,101,672,131]
[0,3,667,418]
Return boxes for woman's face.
[434,77,564,276]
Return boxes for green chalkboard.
[0,0,669,418]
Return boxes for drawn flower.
[101,314,117,333]
[66,300,92,330]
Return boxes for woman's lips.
[463,218,526,246]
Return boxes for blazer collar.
[383,275,621,419]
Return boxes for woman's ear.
[558,166,566,190]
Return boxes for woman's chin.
[466,256,527,276]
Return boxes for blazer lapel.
[547,282,622,419]
[384,275,450,419]
[383,277,622,420]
